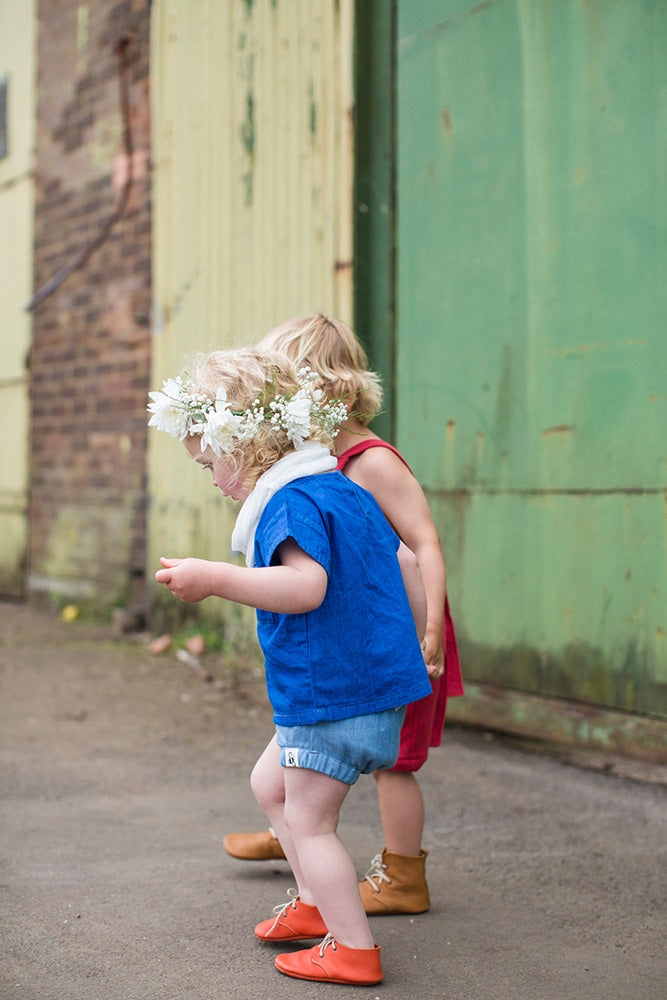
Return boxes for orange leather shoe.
[274,933,383,985]
[223,827,286,861]
[255,888,328,942]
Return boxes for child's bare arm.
[397,542,427,643]
[345,448,446,676]
[155,538,327,614]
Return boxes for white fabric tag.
[284,748,300,768]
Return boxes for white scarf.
[231,442,337,566]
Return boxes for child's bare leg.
[360,769,430,916]
[283,767,374,950]
[250,737,309,892]
[374,769,424,855]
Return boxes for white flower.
[147,378,191,440]
[148,366,347,453]
[195,390,245,456]
[283,389,313,448]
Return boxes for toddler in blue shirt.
[149,346,430,986]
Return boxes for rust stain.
[440,107,453,134]
[554,342,608,357]
[541,424,573,437]
[468,0,495,17]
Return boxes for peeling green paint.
[240,89,255,158]
[457,636,666,719]
[447,682,667,764]
[240,88,255,205]
[241,170,253,207]
[308,79,317,138]
[237,21,255,207]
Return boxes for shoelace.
[318,932,338,957]
[267,887,300,934]
[363,853,392,894]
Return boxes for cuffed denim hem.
[276,706,406,786]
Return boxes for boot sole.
[364,905,430,915]
[275,965,383,985]
[256,932,326,942]
[224,848,286,861]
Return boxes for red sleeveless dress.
[337,439,464,771]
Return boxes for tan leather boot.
[359,848,430,914]
[222,827,286,861]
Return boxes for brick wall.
[29,0,151,611]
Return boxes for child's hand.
[421,632,445,680]
[155,557,213,604]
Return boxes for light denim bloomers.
[276,706,407,785]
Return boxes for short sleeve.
[254,487,332,573]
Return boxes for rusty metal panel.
[148,0,354,615]
[395,1,667,717]
[0,0,35,596]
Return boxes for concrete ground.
[1,602,665,1000]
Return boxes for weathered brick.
[30,0,151,611]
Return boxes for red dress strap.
[336,438,411,472]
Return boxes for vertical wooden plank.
[149,0,354,624]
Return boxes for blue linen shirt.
[253,471,432,726]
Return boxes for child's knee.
[250,758,284,812]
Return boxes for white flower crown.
[147,367,348,456]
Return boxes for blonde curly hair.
[188,347,337,490]
[257,314,383,425]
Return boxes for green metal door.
[393,1,667,719]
